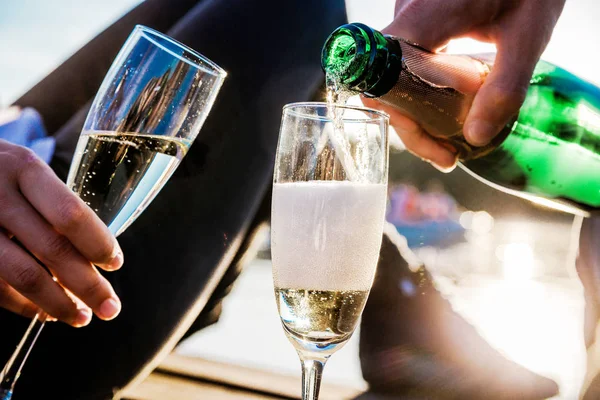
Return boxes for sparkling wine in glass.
[271,102,389,400]
[0,25,226,399]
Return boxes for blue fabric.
[0,107,55,164]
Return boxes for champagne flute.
[0,25,226,399]
[271,102,389,400]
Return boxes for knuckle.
[90,238,115,263]
[395,0,452,50]
[55,198,88,233]
[79,274,108,301]
[13,146,42,171]
[12,264,45,294]
[40,233,74,264]
[393,0,414,15]
[52,303,78,322]
[399,0,428,16]
[11,144,35,159]
[397,0,427,29]
[487,80,528,109]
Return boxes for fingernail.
[466,120,497,146]
[73,308,92,327]
[431,162,457,173]
[108,248,124,271]
[98,297,121,320]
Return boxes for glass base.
[282,323,351,360]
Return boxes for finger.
[0,279,39,318]
[463,28,547,146]
[363,98,457,171]
[14,148,123,271]
[383,0,506,51]
[393,0,412,16]
[463,0,565,146]
[0,234,92,327]
[0,192,121,321]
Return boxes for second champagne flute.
[271,102,389,400]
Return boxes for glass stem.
[300,355,327,400]
[0,312,47,398]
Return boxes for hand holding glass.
[0,26,226,399]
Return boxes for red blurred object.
[386,184,465,248]
[387,184,458,224]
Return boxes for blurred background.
[1,0,599,398]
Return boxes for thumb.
[463,38,540,146]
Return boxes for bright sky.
[0,0,143,106]
[0,0,598,106]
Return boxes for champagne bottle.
[321,23,600,216]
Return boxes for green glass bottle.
[321,23,600,216]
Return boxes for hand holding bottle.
[365,0,566,170]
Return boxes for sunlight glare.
[497,243,535,281]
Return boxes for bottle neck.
[322,23,501,160]
[321,23,403,96]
